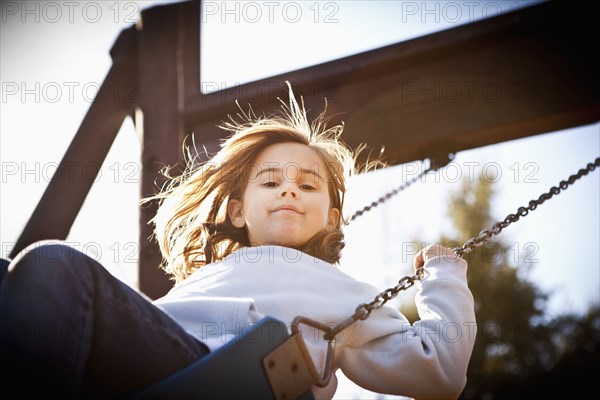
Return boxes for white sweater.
[153,245,476,399]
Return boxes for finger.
[414,249,425,270]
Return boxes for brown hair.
[144,82,377,283]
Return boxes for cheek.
[315,199,333,222]
[244,198,270,222]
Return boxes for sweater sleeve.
[336,255,476,399]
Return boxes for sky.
[1,1,599,399]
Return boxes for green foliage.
[403,174,600,399]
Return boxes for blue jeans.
[0,241,209,398]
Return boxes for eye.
[299,184,316,191]
[263,181,278,188]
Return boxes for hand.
[414,244,456,270]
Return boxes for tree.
[403,174,600,399]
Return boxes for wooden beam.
[183,1,599,166]
[10,26,138,258]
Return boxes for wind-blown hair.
[144,82,375,283]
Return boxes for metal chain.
[322,156,600,341]
[324,155,454,339]
[323,268,424,340]
[349,155,453,222]
[452,157,600,257]
[348,167,428,222]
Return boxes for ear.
[227,199,246,228]
[327,207,340,230]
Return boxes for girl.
[0,83,476,399]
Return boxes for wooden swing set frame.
[10,0,600,302]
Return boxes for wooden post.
[137,2,191,299]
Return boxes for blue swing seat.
[130,316,316,400]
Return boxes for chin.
[262,236,307,248]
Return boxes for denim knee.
[4,240,92,291]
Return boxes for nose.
[279,183,297,198]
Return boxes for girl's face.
[227,142,340,247]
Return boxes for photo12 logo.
[1,2,141,24]
[1,161,140,184]
[201,1,340,24]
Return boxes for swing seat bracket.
[263,333,315,400]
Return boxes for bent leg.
[0,241,208,398]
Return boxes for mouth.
[272,205,303,214]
